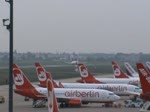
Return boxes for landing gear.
[24,97,29,101]
[59,102,68,108]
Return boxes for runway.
[0,74,140,112]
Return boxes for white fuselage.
[35,86,120,102]
[95,78,140,86]
[61,83,141,96]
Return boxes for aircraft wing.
[125,91,140,96]
[56,96,81,103]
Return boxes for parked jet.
[13,64,120,108]
[74,62,140,86]
[35,62,141,96]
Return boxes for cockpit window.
[109,93,114,95]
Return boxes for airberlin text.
[97,85,127,91]
[65,90,99,97]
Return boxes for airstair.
[32,99,47,108]
[140,101,150,112]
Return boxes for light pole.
[3,0,13,112]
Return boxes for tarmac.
[0,74,140,112]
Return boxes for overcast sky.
[0,0,150,53]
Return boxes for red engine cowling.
[68,98,81,107]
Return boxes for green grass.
[0,63,114,85]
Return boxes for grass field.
[0,63,129,85]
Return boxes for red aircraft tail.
[76,63,101,83]
[47,79,59,112]
[13,64,44,99]
[13,64,35,90]
[35,62,47,87]
[112,61,129,78]
[137,63,150,93]
[35,62,63,88]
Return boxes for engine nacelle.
[68,98,81,107]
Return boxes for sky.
[0,0,150,53]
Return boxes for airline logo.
[139,69,148,77]
[129,80,139,85]
[139,68,150,83]
[37,67,46,81]
[65,90,99,97]
[112,65,120,76]
[13,69,24,86]
[97,85,127,91]
[114,68,120,76]
[79,65,88,78]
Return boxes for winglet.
[47,79,59,112]
[112,61,129,78]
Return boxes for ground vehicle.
[124,99,143,108]
[0,96,5,103]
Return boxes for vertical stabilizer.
[47,79,59,112]
[112,61,129,78]
[137,63,150,93]
[77,63,101,83]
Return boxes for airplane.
[13,64,120,108]
[35,62,142,96]
[47,79,59,112]
[73,62,140,86]
[124,62,138,77]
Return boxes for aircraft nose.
[135,88,142,93]
[114,95,120,101]
[138,89,142,93]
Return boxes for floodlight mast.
[3,0,13,112]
